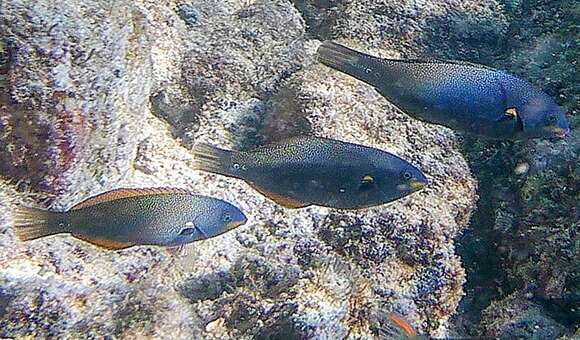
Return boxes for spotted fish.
[12,188,247,250]
[317,41,570,140]
[193,136,427,209]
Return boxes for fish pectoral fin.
[497,107,518,122]
[73,234,134,250]
[248,183,310,209]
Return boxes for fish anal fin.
[72,188,190,210]
[73,234,134,250]
[249,183,310,209]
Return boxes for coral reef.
[0,0,158,205]
[0,0,478,338]
[480,292,567,339]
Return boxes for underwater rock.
[456,0,578,336]
[0,0,490,338]
[0,0,158,205]
[480,292,567,339]
[296,0,508,61]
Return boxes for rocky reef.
[453,0,579,338]
[0,0,575,339]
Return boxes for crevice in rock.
[291,0,344,40]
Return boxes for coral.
[0,0,157,205]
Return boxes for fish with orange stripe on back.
[384,313,429,340]
[12,188,247,250]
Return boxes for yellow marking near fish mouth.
[410,180,426,191]
[548,126,569,139]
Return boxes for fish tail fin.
[192,143,235,177]
[12,206,66,241]
[316,41,384,88]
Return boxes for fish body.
[193,136,427,209]
[13,188,247,249]
[317,41,570,140]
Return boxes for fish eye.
[233,163,240,170]
[365,67,372,74]
[402,171,413,180]
[223,213,232,222]
[179,227,196,236]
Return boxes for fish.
[12,188,247,250]
[192,136,427,209]
[317,41,570,140]
[387,313,418,338]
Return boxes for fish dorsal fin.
[72,187,191,210]
[248,182,310,209]
[388,57,498,71]
[73,234,135,250]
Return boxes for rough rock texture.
[0,0,501,338]
[480,292,567,339]
[0,0,156,205]
[294,0,509,61]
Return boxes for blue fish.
[193,136,427,209]
[317,41,570,140]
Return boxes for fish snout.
[227,210,248,229]
[409,179,427,191]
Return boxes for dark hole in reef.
[291,0,344,40]
[227,85,313,152]
[149,89,201,148]
[255,303,302,340]
[178,271,235,303]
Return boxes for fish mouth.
[409,180,426,191]
[396,180,427,193]
[228,218,247,229]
